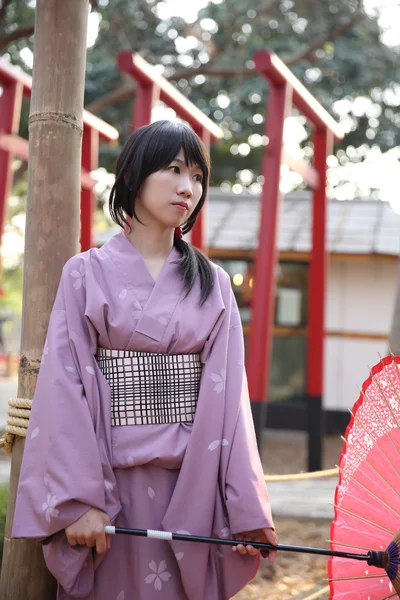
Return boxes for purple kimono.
[12,232,273,599]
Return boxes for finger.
[96,532,107,555]
[106,533,112,550]
[245,545,259,556]
[237,544,247,555]
[66,535,77,546]
[264,528,278,546]
[268,549,278,564]
[76,536,86,545]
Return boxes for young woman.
[13,120,277,599]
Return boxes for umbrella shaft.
[111,528,369,562]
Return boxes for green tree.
[1,0,400,192]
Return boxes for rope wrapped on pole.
[0,397,32,454]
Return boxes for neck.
[125,223,174,259]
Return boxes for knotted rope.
[0,397,32,454]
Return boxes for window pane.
[213,258,308,328]
[268,335,306,402]
[215,257,309,404]
[243,333,306,402]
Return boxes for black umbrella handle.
[104,526,371,563]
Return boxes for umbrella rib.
[337,465,400,520]
[326,539,374,552]
[333,503,395,535]
[343,437,400,503]
[329,573,387,581]
[379,593,397,600]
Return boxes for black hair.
[109,120,214,305]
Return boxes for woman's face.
[135,148,204,231]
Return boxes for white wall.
[324,259,397,411]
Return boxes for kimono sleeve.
[218,276,274,535]
[12,259,108,540]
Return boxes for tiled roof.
[207,189,400,255]
[97,188,400,255]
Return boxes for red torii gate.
[1,51,342,471]
[247,50,343,471]
[0,59,118,261]
[117,51,223,252]
[117,50,342,470]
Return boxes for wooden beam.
[0,58,118,142]
[207,248,399,263]
[254,50,344,139]
[118,51,223,142]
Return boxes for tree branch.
[85,83,138,114]
[85,10,365,115]
[0,0,12,25]
[285,10,365,65]
[0,23,34,52]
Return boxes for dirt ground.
[234,516,330,600]
[232,430,344,600]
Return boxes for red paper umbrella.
[329,354,400,599]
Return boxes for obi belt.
[96,347,202,426]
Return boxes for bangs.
[181,126,210,180]
[143,121,210,181]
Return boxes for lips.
[172,202,188,210]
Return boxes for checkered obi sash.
[96,347,203,426]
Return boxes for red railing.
[0,59,119,252]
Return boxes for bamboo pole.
[0,1,89,598]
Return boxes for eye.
[194,174,203,183]
[169,165,180,173]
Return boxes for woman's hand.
[65,507,111,554]
[232,527,278,563]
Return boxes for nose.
[177,174,193,198]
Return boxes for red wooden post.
[0,82,23,254]
[306,128,334,471]
[80,126,99,251]
[249,50,343,468]
[132,83,160,130]
[246,82,293,442]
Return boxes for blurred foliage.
[0,484,8,540]
[1,0,399,193]
[0,484,8,564]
